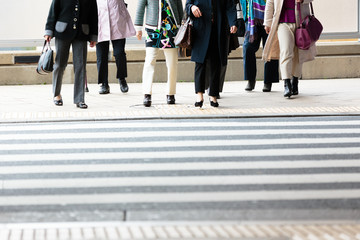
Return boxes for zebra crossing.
[0,116,360,223]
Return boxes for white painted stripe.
[0,190,360,206]
[2,147,360,162]
[3,174,360,190]
[1,160,360,174]
[1,129,360,140]
[1,120,360,132]
[0,138,359,151]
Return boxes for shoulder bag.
[36,40,54,75]
[174,13,193,49]
[235,0,245,37]
[295,2,323,50]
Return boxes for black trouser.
[96,39,127,85]
[243,24,279,84]
[195,25,221,97]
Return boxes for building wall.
[0,0,358,41]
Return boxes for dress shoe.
[291,77,299,95]
[245,80,256,91]
[284,79,292,98]
[167,95,175,104]
[53,99,63,106]
[194,100,203,108]
[119,79,129,93]
[209,97,219,107]
[262,83,272,92]
[76,102,88,109]
[99,84,110,94]
[143,94,152,107]
[210,100,219,107]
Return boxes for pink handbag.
[295,2,323,50]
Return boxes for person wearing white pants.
[142,47,178,103]
[135,0,183,107]
[262,0,317,98]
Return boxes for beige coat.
[262,0,317,64]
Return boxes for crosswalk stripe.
[1,190,360,206]
[1,129,360,140]
[3,174,360,190]
[2,116,360,223]
[0,120,360,132]
[0,138,359,151]
[1,160,360,174]
[2,147,360,161]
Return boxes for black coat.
[45,0,98,42]
[186,0,237,65]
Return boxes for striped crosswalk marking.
[0,116,360,223]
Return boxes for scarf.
[247,0,266,42]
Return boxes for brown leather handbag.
[174,16,193,49]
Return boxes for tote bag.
[295,2,323,50]
[36,40,54,75]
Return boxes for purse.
[178,47,191,58]
[235,0,245,37]
[295,2,323,50]
[36,40,54,75]
[174,15,193,49]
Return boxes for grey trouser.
[53,38,87,104]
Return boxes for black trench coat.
[185,0,237,65]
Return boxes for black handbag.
[235,0,245,37]
[36,40,54,75]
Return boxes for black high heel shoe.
[194,100,203,108]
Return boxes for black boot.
[262,83,272,92]
[99,83,110,94]
[284,79,292,98]
[143,94,151,107]
[245,80,256,91]
[291,76,299,95]
[119,78,129,93]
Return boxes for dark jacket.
[45,0,98,42]
[186,0,237,65]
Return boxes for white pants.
[142,47,178,95]
[277,23,302,80]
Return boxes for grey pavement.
[0,78,360,123]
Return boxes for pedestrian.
[263,0,317,97]
[240,0,279,92]
[186,0,237,108]
[44,0,98,109]
[96,0,136,94]
[134,0,184,107]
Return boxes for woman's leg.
[163,48,178,96]
[277,23,296,97]
[112,39,127,80]
[243,25,261,91]
[96,41,110,85]
[112,39,129,92]
[72,39,88,105]
[261,27,279,85]
[142,47,158,95]
[207,26,221,99]
[277,23,296,80]
[53,38,71,100]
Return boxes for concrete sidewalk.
[0,78,360,123]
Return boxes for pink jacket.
[97,0,136,42]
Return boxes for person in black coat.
[186,0,237,108]
[44,0,98,109]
